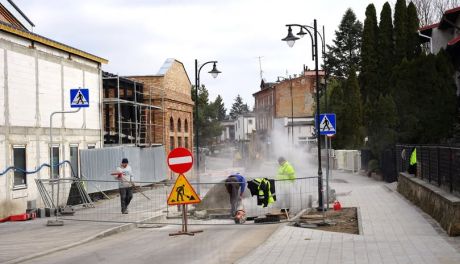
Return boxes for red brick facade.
[129,59,194,155]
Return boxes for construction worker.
[276,157,296,213]
[408,148,417,175]
[111,158,133,214]
[224,173,246,218]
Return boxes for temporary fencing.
[37,176,319,225]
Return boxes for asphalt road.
[23,223,280,264]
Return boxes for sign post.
[317,113,336,211]
[48,88,90,227]
[167,148,202,236]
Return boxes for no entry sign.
[167,148,193,174]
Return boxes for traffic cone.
[333,200,342,211]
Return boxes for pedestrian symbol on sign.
[70,88,90,108]
[317,113,336,135]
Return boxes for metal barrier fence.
[395,144,460,195]
[37,177,318,225]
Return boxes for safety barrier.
[37,176,319,225]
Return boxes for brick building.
[129,58,193,155]
[253,70,324,156]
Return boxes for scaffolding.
[102,72,162,147]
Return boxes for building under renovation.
[0,1,107,218]
[102,72,161,146]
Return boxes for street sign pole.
[48,88,90,227]
[166,148,202,236]
[325,135,330,210]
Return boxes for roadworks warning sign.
[167,174,201,205]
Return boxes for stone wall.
[397,172,460,236]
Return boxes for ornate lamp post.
[194,59,221,194]
[281,20,326,210]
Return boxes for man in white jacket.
[111,158,133,214]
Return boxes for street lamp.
[277,76,294,146]
[282,20,326,210]
[194,59,221,195]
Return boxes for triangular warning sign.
[167,174,201,205]
[319,115,335,132]
[71,89,88,105]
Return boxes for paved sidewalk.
[237,170,460,264]
[0,218,129,264]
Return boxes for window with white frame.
[70,144,79,178]
[49,145,60,178]
[13,145,26,187]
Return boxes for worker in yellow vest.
[408,148,417,175]
[276,157,296,213]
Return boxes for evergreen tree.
[392,51,458,143]
[192,85,222,146]
[213,95,227,121]
[394,0,407,62]
[406,1,421,60]
[368,94,398,157]
[377,2,394,95]
[360,4,379,102]
[342,69,364,148]
[324,8,363,78]
[328,81,346,149]
[229,94,249,119]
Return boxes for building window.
[185,119,189,133]
[177,118,182,132]
[70,145,79,178]
[13,145,26,187]
[170,117,174,132]
[185,137,189,149]
[50,146,60,178]
[87,144,96,149]
[170,136,175,150]
[178,137,182,147]
[248,119,253,125]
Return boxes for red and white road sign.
[167,147,193,174]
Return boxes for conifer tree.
[394,0,407,62]
[324,8,363,78]
[406,1,421,59]
[377,2,394,95]
[360,4,379,102]
[229,94,249,120]
[342,69,364,148]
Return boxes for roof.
[448,35,460,46]
[0,20,108,64]
[438,6,460,29]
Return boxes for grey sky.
[18,0,392,111]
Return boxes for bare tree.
[413,0,460,26]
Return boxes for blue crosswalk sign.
[70,88,89,108]
[317,113,336,135]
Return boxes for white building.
[219,119,235,143]
[0,4,107,218]
[273,117,316,146]
[234,113,256,141]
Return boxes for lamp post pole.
[282,19,326,210]
[194,59,221,195]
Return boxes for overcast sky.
[18,0,393,112]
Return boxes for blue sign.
[317,113,336,135]
[70,88,89,108]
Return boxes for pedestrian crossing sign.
[70,88,89,108]
[317,113,336,135]
[167,174,201,205]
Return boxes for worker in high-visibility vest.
[276,157,296,213]
[408,148,417,175]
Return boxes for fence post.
[449,148,453,193]
[437,147,440,186]
[427,147,431,183]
